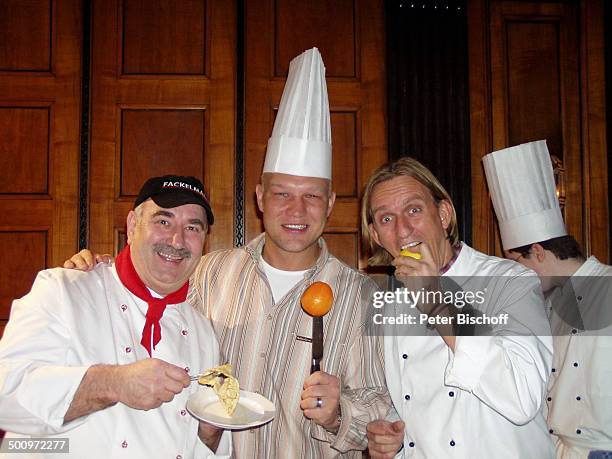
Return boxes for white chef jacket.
[546,256,612,458]
[384,243,555,458]
[0,263,231,458]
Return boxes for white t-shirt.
[260,257,307,304]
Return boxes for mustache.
[153,243,192,259]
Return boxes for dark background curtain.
[385,0,471,244]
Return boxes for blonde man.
[363,157,554,459]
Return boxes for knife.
[311,316,323,373]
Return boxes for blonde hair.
[361,157,459,266]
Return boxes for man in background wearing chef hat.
[483,140,612,459]
[65,48,390,458]
[361,157,555,458]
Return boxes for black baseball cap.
[134,175,214,225]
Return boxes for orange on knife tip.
[301,281,333,317]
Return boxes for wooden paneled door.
[0,0,387,338]
[469,0,609,261]
[88,0,236,255]
[0,0,82,335]
[244,0,387,269]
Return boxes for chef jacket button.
[448,391,454,397]
[121,304,127,311]
[260,352,266,358]
[571,329,577,334]
[551,368,556,373]
[576,429,581,434]
[450,440,456,447]
[181,329,188,336]
[267,314,272,320]
[402,353,408,359]
[180,409,187,416]
[577,296,582,301]
[404,394,410,400]
[409,442,415,447]
[125,346,131,353]
[547,397,552,401]
[549,429,554,434]
[176,455,182,459]
[121,440,128,448]
[573,362,579,367]
[576,396,581,401]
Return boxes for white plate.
[186,386,275,430]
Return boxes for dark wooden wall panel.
[580,0,609,260]
[246,0,386,270]
[0,107,49,194]
[331,111,358,198]
[120,109,205,196]
[0,0,51,71]
[0,231,47,326]
[490,1,582,253]
[0,0,81,339]
[90,0,235,255]
[323,232,358,267]
[122,0,207,75]
[275,0,356,78]
[507,21,563,157]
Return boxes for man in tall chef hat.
[483,140,612,459]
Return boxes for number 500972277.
[0,438,69,453]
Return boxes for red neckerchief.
[115,245,189,356]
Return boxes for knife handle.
[311,316,324,374]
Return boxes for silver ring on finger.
[316,397,323,408]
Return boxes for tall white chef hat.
[263,47,332,180]
[482,140,567,250]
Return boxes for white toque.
[263,47,332,180]
[482,140,567,250]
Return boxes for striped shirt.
[188,233,391,458]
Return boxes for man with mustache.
[0,175,230,458]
